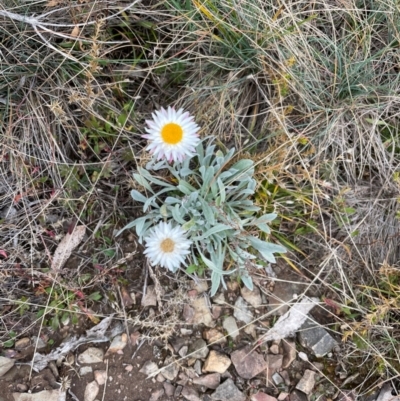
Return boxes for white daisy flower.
[143,222,192,272]
[143,106,200,163]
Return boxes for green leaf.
[88,291,102,301]
[211,271,222,296]
[217,178,226,203]
[250,213,277,226]
[241,274,254,291]
[130,189,148,203]
[178,180,197,195]
[133,173,154,193]
[193,224,232,241]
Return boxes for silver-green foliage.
[118,140,286,295]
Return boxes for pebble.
[266,354,283,384]
[211,378,246,401]
[194,360,202,375]
[78,348,104,364]
[278,392,289,401]
[0,357,15,377]
[282,340,297,368]
[204,351,232,374]
[163,382,175,397]
[179,345,189,358]
[80,366,93,375]
[181,386,201,401]
[204,328,226,345]
[15,338,30,349]
[94,370,107,385]
[298,319,337,357]
[251,393,278,401]
[231,346,267,379]
[161,357,179,381]
[233,296,254,324]
[174,385,183,398]
[139,360,158,376]
[106,333,128,354]
[192,297,215,327]
[188,338,209,359]
[223,316,239,340]
[31,336,47,350]
[141,285,157,307]
[84,381,99,401]
[192,373,221,389]
[241,285,262,307]
[272,372,284,386]
[149,389,164,401]
[295,369,316,395]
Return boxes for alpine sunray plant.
[118,139,286,295]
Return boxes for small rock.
[204,328,226,345]
[278,393,289,401]
[142,285,157,307]
[204,351,231,374]
[179,345,189,357]
[269,344,280,355]
[170,337,187,353]
[272,372,284,386]
[298,319,337,357]
[192,280,209,294]
[139,360,158,376]
[0,356,15,377]
[194,360,202,375]
[84,381,99,401]
[161,357,179,381]
[266,354,283,384]
[175,385,183,398]
[78,348,104,364]
[251,392,277,401]
[295,369,316,395]
[188,339,209,359]
[125,365,133,372]
[193,373,221,389]
[244,324,257,339]
[376,383,399,401]
[106,333,127,354]
[289,390,307,401]
[213,293,226,305]
[223,316,239,340]
[297,352,308,362]
[182,386,201,401]
[212,305,222,319]
[12,390,59,401]
[241,286,262,307]
[80,366,93,376]
[192,297,215,327]
[211,378,246,401]
[15,338,30,349]
[231,346,267,379]
[31,336,47,350]
[181,328,193,336]
[94,370,107,386]
[156,373,165,382]
[149,389,164,401]
[15,384,29,392]
[183,304,196,323]
[268,282,302,315]
[233,296,254,324]
[280,370,291,386]
[163,382,175,397]
[282,340,296,369]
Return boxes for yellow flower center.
[160,238,175,253]
[161,123,183,145]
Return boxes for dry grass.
[1,0,400,395]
